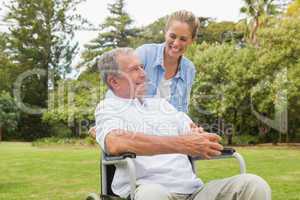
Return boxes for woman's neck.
[163,52,181,79]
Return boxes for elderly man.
[95,47,271,200]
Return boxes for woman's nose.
[173,38,181,46]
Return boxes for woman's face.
[164,20,193,60]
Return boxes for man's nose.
[139,67,146,78]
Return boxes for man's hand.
[182,131,223,159]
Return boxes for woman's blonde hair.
[165,10,200,40]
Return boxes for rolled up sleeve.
[95,104,124,153]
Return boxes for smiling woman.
[135,10,200,113]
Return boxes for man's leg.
[133,183,174,200]
[190,173,271,200]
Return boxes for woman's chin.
[167,51,182,59]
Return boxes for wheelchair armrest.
[190,147,246,174]
[220,147,236,155]
[103,152,136,161]
[191,147,236,161]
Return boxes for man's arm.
[105,129,223,159]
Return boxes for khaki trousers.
[133,174,271,200]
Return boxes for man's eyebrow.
[128,64,143,69]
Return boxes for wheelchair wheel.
[86,192,101,200]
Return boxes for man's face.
[113,53,146,99]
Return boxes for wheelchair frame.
[86,148,246,200]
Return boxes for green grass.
[0,142,100,200]
[1,142,300,200]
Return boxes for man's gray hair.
[97,47,135,87]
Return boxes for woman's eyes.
[170,34,176,39]
[169,34,187,42]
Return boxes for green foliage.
[286,0,300,16]
[240,0,279,44]
[5,0,83,81]
[198,21,243,44]
[0,33,17,92]
[189,16,300,143]
[3,0,85,140]
[0,91,19,140]
[232,134,259,145]
[257,16,300,140]
[31,136,96,147]
[48,122,72,138]
[42,72,106,136]
[129,17,166,48]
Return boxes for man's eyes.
[130,65,144,71]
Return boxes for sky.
[0,0,245,76]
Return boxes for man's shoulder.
[145,97,177,113]
[95,98,114,113]
[95,98,123,114]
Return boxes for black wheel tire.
[86,193,101,200]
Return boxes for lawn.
[0,142,299,200]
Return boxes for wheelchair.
[86,147,246,200]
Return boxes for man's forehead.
[117,53,141,69]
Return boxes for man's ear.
[107,75,119,90]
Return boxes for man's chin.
[135,92,145,99]
[135,88,146,99]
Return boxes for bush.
[84,136,97,145]
[231,134,259,145]
[32,136,97,147]
[50,123,72,138]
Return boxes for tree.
[257,16,300,142]
[42,73,106,136]
[4,0,84,140]
[240,0,279,45]
[0,91,19,141]
[0,33,16,93]
[188,16,300,143]
[286,0,300,16]
[197,21,243,44]
[129,17,166,48]
[80,0,138,70]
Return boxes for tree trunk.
[251,17,260,45]
[0,127,2,141]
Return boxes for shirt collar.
[154,42,165,67]
[154,43,186,81]
[105,90,146,106]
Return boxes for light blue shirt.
[136,43,196,113]
[95,90,203,197]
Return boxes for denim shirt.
[136,43,196,113]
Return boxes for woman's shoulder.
[136,43,163,52]
[181,56,196,71]
[136,43,164,64]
